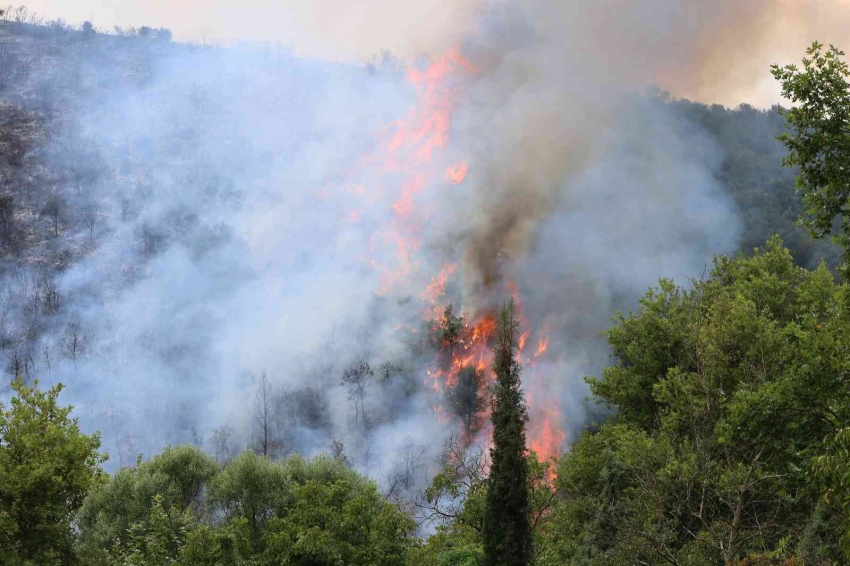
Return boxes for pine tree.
[483,299,531,566]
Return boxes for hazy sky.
[25,0,480,60]
[22,0,850,106]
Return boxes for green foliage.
[103,494,188,566]
[177,522,254,566]
[772,42,850,274]
[206,450,289,551]
[550,238,849,565]
[75,444,218,565]
[812,428,850,556]
[658,98,841,272]
[407,529,484,566]
[262,474,412,565]
[202,452,414,565]
[76,449,413,566]
[482,299,531,566]
[0,380,105,565]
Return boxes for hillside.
[1,6,849,565]
[0,17,839,458]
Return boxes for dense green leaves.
[812,428,850,556]
[483,299,531,566]
[546,238,849,565]
[0,380,105,565]
[75,448,414,566]
[75,444,218,564]
[772,42,850,274]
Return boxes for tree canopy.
[483,299,531,566]
[772,42,850,275]
[542,238,849,565]
[0,381,105,565]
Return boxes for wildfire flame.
[340,47,566,477]
[445,162,468,185]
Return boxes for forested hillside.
[1,8,849,566]
[667,99,841,270]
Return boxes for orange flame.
[446,162,468,185]
[421,263,457,310]
[335,47,566,473]
[535,335,550,358]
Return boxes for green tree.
[0,380,105,565]
[813,427,850,557]
[262,455,413,565]
[543,238,848,565]
[75,444,218,565]
[102,494,188,566]
[203,452,413,565]
[772,42,850,275]
[416,438,555,565]
[482,299,531,566]
[206,450,288,552]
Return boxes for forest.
[0,5,849,566]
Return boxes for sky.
[21,0,850,108]
[24,0,480,59]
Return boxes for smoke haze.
[0,0,841,496]
[24,0,850,106]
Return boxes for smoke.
[2,0,841,492]
[29,0,850,105]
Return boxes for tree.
[5,345,25,381]
[209,424,236,464]
[100,494,188,566]
[206,450,288,551]
[39,275,60,315]
[813,428,850,557]
[330,438,350,465]
[0,193,14,244]
[417,436,556,566]
[60,322,85,369]
[261,454,414,566]
[419,434,489,528]
[383,438,428,511]
[432,303,466,360]
[253,372,274,456]
[342,357,373,429]
[118,192,134,221]
[40,195,64,237]
[482,299,531,566]
[135,221,161,255]
[75,444,219,565]
[446,366,486,438]
[80,205,100,242]
[772,42,850,275]
[544,238,849,565]
[0,380,105,564]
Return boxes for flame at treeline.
[335,48,565,468]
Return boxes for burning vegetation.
[1,3,849,566]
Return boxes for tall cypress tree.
[483,299,531,566]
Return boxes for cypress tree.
[483,299,531,566]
